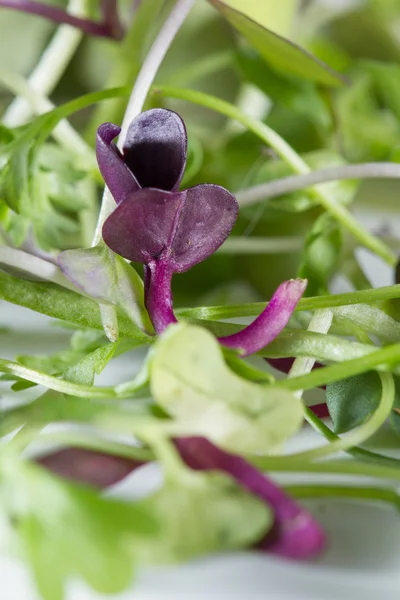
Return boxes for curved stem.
[155,86,396,266]
[220,278,307,356]
[236,162,400,207]
[3,0,88,126]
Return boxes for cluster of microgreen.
[2,0,400,599]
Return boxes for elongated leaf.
[209,0,345,86]
[0,271,150,342]
[150,323,304,454]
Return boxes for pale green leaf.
[136,470,271,563]
[150,323,304,454]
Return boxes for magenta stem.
[0,0,124,39]
[220,279,307,357]
[146,260,177,334]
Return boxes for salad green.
[2,0,400,597]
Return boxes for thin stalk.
[236,162,400,207]
[285,484,400,509]
[273,343,400,392]
[0,67,95,166]
[176,284,400,321]
[252,454,400,477]
[3,0,88,126]
[288,308,333,399]
[155,86,396,266]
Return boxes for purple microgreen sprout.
[99,108,307,355]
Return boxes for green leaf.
[298,213,343,296]
[16,349,84,375]
[137,470,271,563]
[59,242,153,334]
[0,271,151,342]
[326,372,382,434]
[209,0,345,86]
[219,0,297,35]
[64,343,117,386]
[1,459,157,600]
[335,72,400,161]
[237,49,332,132]
[150,323,303,454]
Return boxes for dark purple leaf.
[96,123,140,204]
[220,279,307,357]
[102,184,238,272]
[123,109,187,191]
[175,436,325,560]
[37,448,144,489]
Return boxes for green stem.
[285,484,400,508]
[272,343,400,392]
[0,67,93,163]
[288,308,333,399]
[250,455,400,479]
[154,85,396,266]
[176,284,400,320]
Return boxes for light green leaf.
[64,343,117,386]
[0,459,157,600]
[150,323,304,454]
[137,470,271,563]
[336,73,400,161]
[0,271,151,343]
[58,242,153,334]
[220,0,297,35]
[209,0,345,86]
[237,49,332,132]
